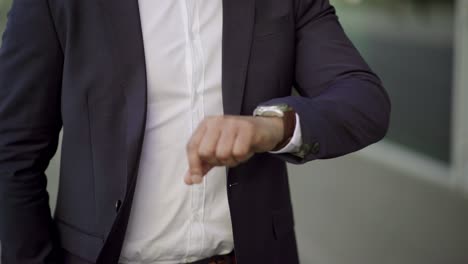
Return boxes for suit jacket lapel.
[97,0,148,186]
[222,0,256,115]
[96,1,148,262]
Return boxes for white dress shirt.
[120,0,302,263]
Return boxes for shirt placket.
[182,0,207,261]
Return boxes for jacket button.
[115,200,122,212]
[311,142,320,154]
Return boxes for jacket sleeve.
[262,0,391,164]
[0,0,63,263]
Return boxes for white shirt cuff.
[269,113,302,154]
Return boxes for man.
[0,0,390,263]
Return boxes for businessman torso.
[3,0,298,262]
[55,0,296,263]
[0,0,391,263]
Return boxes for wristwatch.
[253,104,296,151]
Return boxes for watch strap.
[272,110,296,151]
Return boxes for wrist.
[252,104,296,151]
[271,110,296,151]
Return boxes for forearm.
[0,178,61,264]
[0,127,62,263]
[262,75,390,164]
[261,0,391,164]
[0,0,63,262]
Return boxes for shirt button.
[115,199,122,212]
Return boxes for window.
[332,0,455,163]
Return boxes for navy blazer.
[0,0,391,263]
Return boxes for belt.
[187,251,236,264]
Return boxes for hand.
[184,115,284,185]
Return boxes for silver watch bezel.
[253,104,292,117]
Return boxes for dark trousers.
[62,249,236,264]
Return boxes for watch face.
[254,104,292,117]
[275,103,293,112]
[262,110,284,117]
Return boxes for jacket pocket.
[56,218,104,263]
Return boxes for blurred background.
[1,0,468,263]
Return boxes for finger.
[198,122,222,166]
[191,175,203,184]
[184,171,194,185]
[184,162,214,185]
[216,124,238,167]
[201,161,214,175]
[190,162,212,184]
[232,124,254,163]
[186,123,207,178]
